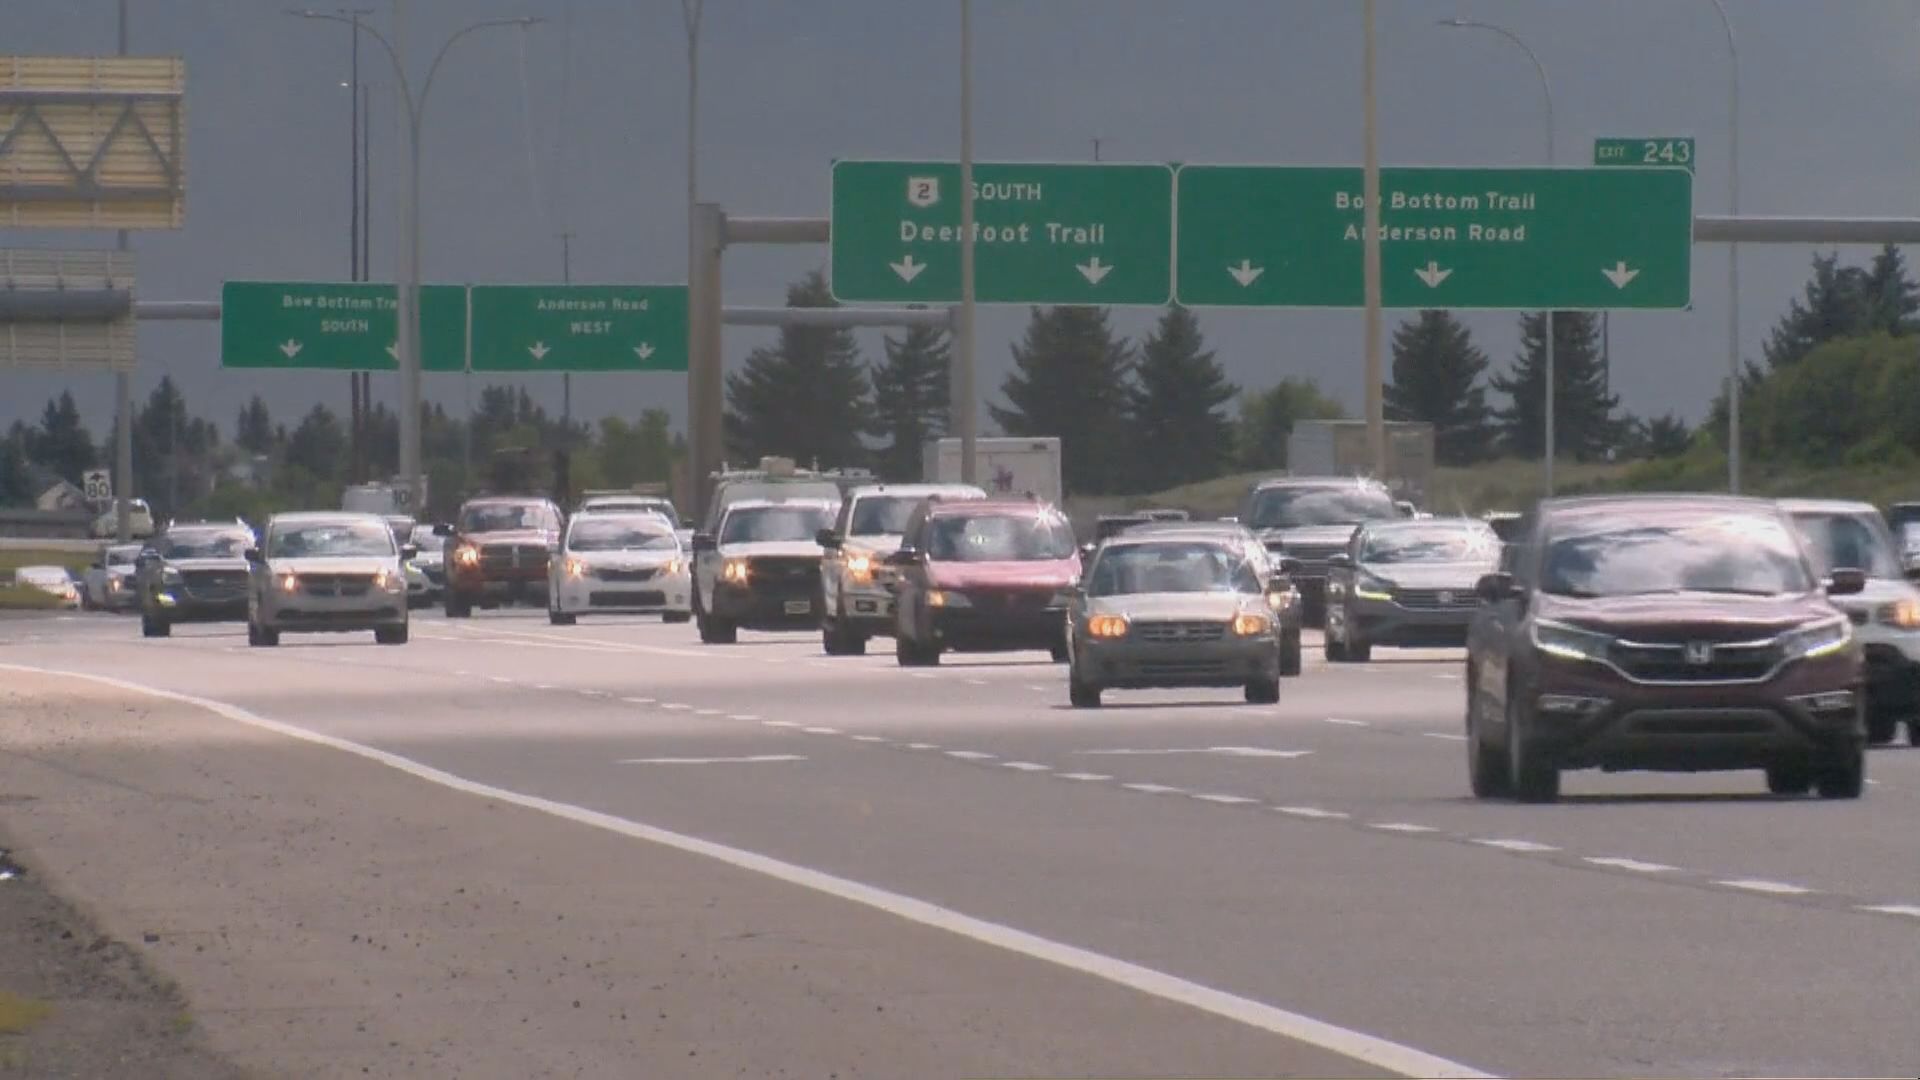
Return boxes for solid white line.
[660,703,692,712]
[1323,717,1370,727]
[850,735,887,743]
[1472,839,1559,854]
[761,719,798,728]
[620,755,806,765]
[1,661,1492,1080]
[1859,903,1920,918]
[621,696,655,705]
[1056,772,1112,782]
[695,708,723,716]
[1584,856,1676,874]
[1430,673,1461,681]
[1274,806,1349,820]
[1370,823,1438,834]
[1123,783,1185,795]
[730,714,761,722]
[1191,793,1259,805]
[1422,733,1469,742]
[1715,878,1814,896]
[945,750,995,760]
[801,726,840,735]
[1001,761,1051,772]
[1078,747,1310,759]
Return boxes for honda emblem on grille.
[1684,641,1714,665]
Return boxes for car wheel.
[445,592,471,619]
[1765,762,1814,796]
[1068,671,1102,708]
[1815,745,1866,799]
[1279,629,1303,677]
[1866,711,1898,746]
[1322,631,1347,663]
[1506,689,1559,803]
[1244,677,1281,705]
[1049,638,1070,663]
[375,624,408,646]
[663,611,692,624]
[1467,680,1511,799]
[822,618,851,656]
[697,613,737,645]
[896,635,938,667]
[549,609,576,626]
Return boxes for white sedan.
[12,565,80,609]
[549,513,691,625]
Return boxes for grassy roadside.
[0,586,66,611]
[0,549,95,576]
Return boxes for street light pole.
[955,0,977,486]
[1439,18,1555,495]
[1361,0,1385,481]
[1708,0,1741,492]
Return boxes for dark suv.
[1466,495,1867,803]
[136,522,257,637]
[888,499,1080,665]
[1239,477,1409,625]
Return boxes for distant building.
[34,479,86,512]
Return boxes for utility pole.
[559,230,574,436]
[345,9,371,485]
[955,0,977,485]
[112,0,132,542]
[1360,0,1386,480]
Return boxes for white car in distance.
[549,512,691,626]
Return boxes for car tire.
[1347,639,1373,663]
[1323,632,1347,663]
[375,624,408,646]
[1506,690,1560,803]
[896,635,939,667]
[1866,711,1898,746]
[1815,746,1866,800]
[697,613,737,645]
[1244,677,1281,705]
[549,609,576,626]
[445,593,472,619]
[1279,629,1303,677]
[1467,680,1511,800]
[822,619,854,657]
[1069,672,1102,708]
[1049,639,1070,664]
[663,611,692,625]
[1765,762,1813,796]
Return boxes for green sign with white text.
[468,285,688,373]
[1594,137,1696,174]
[220,282,466,371]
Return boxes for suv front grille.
[480,543,548,571]
[596,567,659,583]
[300,572,375,597]
[181,569,248,590]
[1134,620,1227,644]
[747,556,819,584]
[1609,639,1782,683]
[1394,587,1478,610]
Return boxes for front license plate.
[784,599,812,615]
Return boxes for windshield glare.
[269,523,396,559]
[461,504,557,533]
[160,531,252,559]
[569,518,678,553]
[1791,513,1902,579]
[851,496,923,536]
[721,506,835,544]
[1361,526,1500,565]
[928,512,1076,562]
[1251,487,1398,529]
[1541,515,1814,598]
[1089,542,1261,596]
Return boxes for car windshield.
[1360,525,1500,565]
[409,525,440,548]
[1791,512,1903,579]
[461,503,557,533]
[927,512,1076,562]
[1540,513,1814,598]
[569,517,678,553]
[269,522,396,559]
[850,496,923,536]
[1249,486,1398,529]
[1088,542,1262,596]
[721,505,835,544]
[159,530,252,559]
[105,545,142,567]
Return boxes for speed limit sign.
[83,470,111,502]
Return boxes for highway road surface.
[2,608,1917,1078]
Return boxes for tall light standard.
[1707,0,1741,492]
[1439,17,1557,495]
[291,7,540,516]
[956,0,977,485]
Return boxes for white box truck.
[923,437,1063,506]
[1285,420,1435,507]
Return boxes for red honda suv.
[887,498,1080,666]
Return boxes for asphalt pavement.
[3,606,1917,1078]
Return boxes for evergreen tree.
[236,396,276,456]
[1762,252,1870,368]
[1642,413,1693,458]
[0,423,31,507]
[133,378,218,518]
[285,404,347,483]
[1859,243,1919,336]
[1490,312,1622,461]
[724,270,875,468]
[990,306,1135,495]
[1236,378,1345,471]
[594,409,676,489]
[870,324,950,481]
[28,391,97,482]
[1384,310,1494,466]
[1128,305,1236,491]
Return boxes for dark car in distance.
[888,498,1080,666]
[1466,495,1867,803]
[1238,477,1409,627]
[1324,517,1502,661]
[136,522,257,637]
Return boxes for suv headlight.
[1530,618,1612,663]
[721,559,750,584]
[927,589,971,609]
[374,568,404,592]
[1781,616,1852,660]
[1086,613,1129,639]
[844,552,874,582]
[565,557,587,579]
[159,565,183,584]
[1877,597,1920,629]
[277,571,300,594]
[1232,612,1273,637]
[1353,571,1393,601]
[454,544,480,567]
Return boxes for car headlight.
[1232,612,1273,637]
[722,559,750,584]
[1781,616,1851,660]
[277,572,300,594]
[927,589,970,609]
[1353,571,1394,601]
[565,557,587,579]
[374,568,404,592]
[1530,618,1612,663]
[1877,598,1920,629]
[844,552,874,582]
[454,544,480,567]
[1086,613,1129,639]
[1266,587,1297,612]
[662,558,681,576]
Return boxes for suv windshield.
[1249,486,1398,529]
[269,522,396,559]
[928,512,1076,562]
[1790,511,1902,579]
[569,517,678,553]
[851,496,923,536]
[158,530,252,559]
[721,505,835,544]
[1541,514,1814,598]
[1360,525,1499,565]
[1089,541,1261,596]
[460,503,557,533]
[105,545,142,567]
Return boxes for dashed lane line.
[1370,823,1438,834]
[1001,761,1051,772]
[1584,857,1676,874]
[1191,793,1260,805]
[1422,733,1468,742]
[1715,879,1815,896]
[1122,783,1185,795]
[1274,806,1349,820]
[1472,839,1560,854]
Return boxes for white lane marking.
[761,719,798,728]
[1859,904,1920,918]
[965,678,989,686]
[581,689,613,698]
[1001,761,1051,772]
[534,684,557,691]
[1430,673,1461,682]
[1056,772,1112,781]
[433,623,710,659]
[487,676,514,685]
[1077,747,1311,759]
[1715,878,1814,896]
[1865,779,1881,786]
[801,726,840,735]
[1422,733,1469,742]
[945,750,995,760]
[1584,856,1676,874]
[1,661,1492,1080]
[1472,839,1559,854]
[850,734,887,743]
[905,742,940,750]
[1027,685,1049,692]
[761,658,790,665]
[730,714,761,722]
[622,696,656,705]
[1370,822,1438,834]
[1274,806,1349,820]
[695,708,723,717]
[1323,718,1369,727]
[660,703,692,712]
[416,630,629,655]
[1191,793,1259,805]
[910,672,937,680]
[1123,783,1185,795]
[620,755,807,765]
[453,670,473,677]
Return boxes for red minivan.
[886,498,1081,666]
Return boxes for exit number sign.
[1594,137,1695,174]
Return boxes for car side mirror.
[432,523,453,537]
[1827,567,1867,596]
[243,548,263,564]
[1276,556,1304,576]
[400,544,419,561]
[884,548,919,568]
[1475,571,1516,603]
[690,533,717,552]
[816,529,841,549]
[1078,542,1097,560]
[1326,553,1353,570]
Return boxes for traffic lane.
[0,674,1399,1080]
[27,637,1918,1077]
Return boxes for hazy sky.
[6,0,1919,448]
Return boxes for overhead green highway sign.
[1594,137,1696,174]
[468,285,688,373]
[219,282,465,371]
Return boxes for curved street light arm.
[289,10,415,118]
[419,17,543,121]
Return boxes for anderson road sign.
[829,160,1173,305]
[1174,165,1692,309]
[220,282,466,371]
[468,285,687,373]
